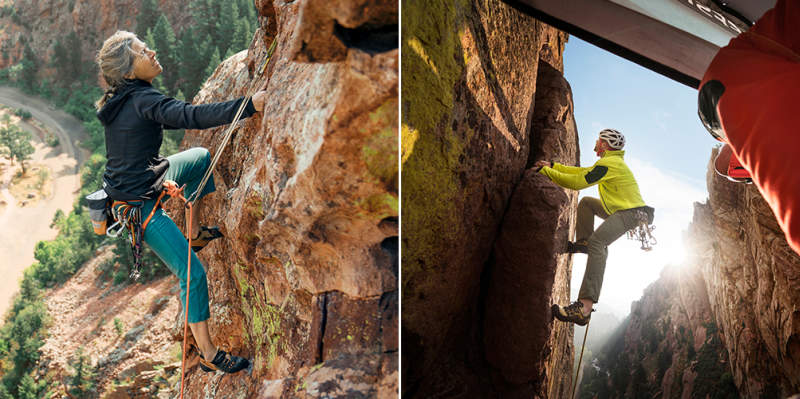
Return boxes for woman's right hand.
[252,90,267,112]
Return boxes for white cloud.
[570,156,707,318]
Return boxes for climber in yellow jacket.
[535,129,649,326]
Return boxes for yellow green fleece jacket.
[538,150,645,215]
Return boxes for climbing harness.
[105,191,167,280]
[626,206,657,251]
[177,37,279,399]
[571,320,591,399]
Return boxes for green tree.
[63,31,83,79]
[151,14,178,94]
[178,30,216,99]
[216,1,238,57]
[191,0,220,52]
[19,43,38,93]
[136,0,161,36]
[0,124,34,174]
[51,39,69,82]
[67,347,95,397]
[83,118,106,154]
[230,17,251,54]
[9,269,41,320]
[204,46,220,80]
[144,29,168,93]
[16,374,36,399]
[79,153,107,199]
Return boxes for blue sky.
[562,37,718,318]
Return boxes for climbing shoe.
[189,226,223,252]
[566,240,588,254]
[552,302,593,326]
[198,349,250,373]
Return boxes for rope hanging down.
[178,37,278,399]
[571,320,591,399]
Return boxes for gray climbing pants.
[576,197,639,303]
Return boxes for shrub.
[13,109,31,120]
[45,133,59,147]
[113,318,124,336]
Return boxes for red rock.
[686,148,800,396]
[166,0,398,396]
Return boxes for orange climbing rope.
[176,36,279,398]
[178,191,193,399]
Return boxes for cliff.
[401,0,576,397]
[579,264,738,398]
[580,148,800,398]
[170,0,398,396]
[689,148,800,397]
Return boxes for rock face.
[167,0,399,398]
[687,148,800,397]
[579,265,738,398]
[401,0,576,396]
[580,148,800,398]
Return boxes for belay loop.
[627,207,657,251]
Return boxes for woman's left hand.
[163,180,185,197]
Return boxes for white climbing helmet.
[598,129,625,150]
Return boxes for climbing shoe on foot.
[566,240,588,254]
[552,302,593,326]
[198,349,250,373]
[189,226,223,252]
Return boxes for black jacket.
[96,79,256,200]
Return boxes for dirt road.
[0,86,89,319]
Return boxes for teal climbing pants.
[141,147,216,323]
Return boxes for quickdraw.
[106,191,166,280]
[627,208,657,251]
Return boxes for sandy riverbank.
[0,87,88,320]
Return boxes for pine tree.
[51,39,69,86]
[144,29,168,94]
[19,43,38,93]
[136,0,161,36]
[216,1,238,57]
[64,31,83,79]
[151,14,178,95]
[204,46,220,82]
[230,17,250,53]
[190,0,218,50]
[177,27,199,98]
[67,347,95,397]
[15,374,37,399]
[0,383,11,399]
